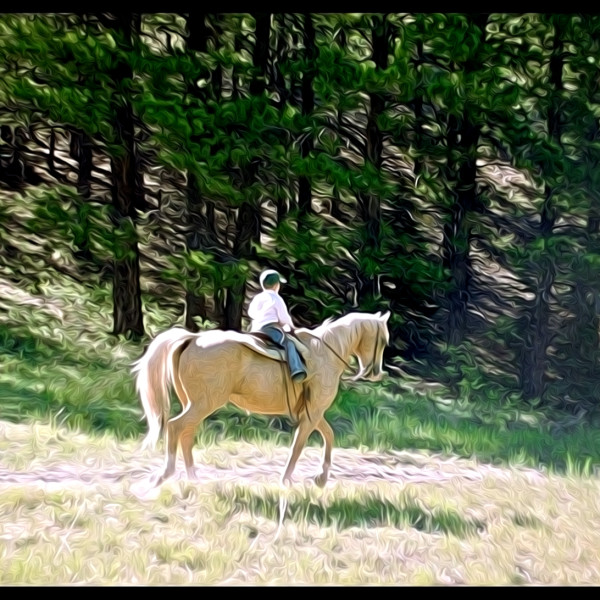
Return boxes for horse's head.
[353,311,390,382]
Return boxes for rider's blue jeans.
[259,324,307,382]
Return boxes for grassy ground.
[1,270,600,584]
[1,419,599,585]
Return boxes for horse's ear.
[374,311,381,318]
[381,311,391,322]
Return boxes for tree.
[97,13,145,338]
[0,13,147,338]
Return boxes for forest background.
[3,12,600,586]
[2,12,600,473]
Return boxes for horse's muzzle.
[367,373,385,382]
[366,368,387,382]
[354,368,386,383]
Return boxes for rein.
[322,338,356,376]
[297,330,354,373]
[301,322,382,380]
[370,327,380,377]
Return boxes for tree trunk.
[220,14,269,330]
[297,13,315,217]
[0,124,42,188]
[69,128,94,262]
[443,113,479,346]
[48,127,59,179]
[410,30,427,180]
[184,15,213,329]
[224,202,261,330]
[184,172,218,328]
[440,14,488,346]
[110,142,144,339]
[271,14,290,110]
[250,12,270,96]
[357,16,388,304]
[521,187,556,400]
[521,18,564,402]
[187,11,210,53]
[103,12,145,339]
[70,129,93,199]
[184,290,206,331]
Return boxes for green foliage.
[2,12,600,456]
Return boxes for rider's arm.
[274,294,295,331]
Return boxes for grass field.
[1,273,600,585]
[1,418,600,585]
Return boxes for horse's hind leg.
[179,400,218,480]
[314,417,334,488]
[154,418,179,485]
[157,398,217,483]
[161,394,225,480]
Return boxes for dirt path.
[0,420,547,495]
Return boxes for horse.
[133,311,390,488]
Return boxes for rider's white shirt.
[248,289,294,332]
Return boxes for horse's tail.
[132,327,196,450]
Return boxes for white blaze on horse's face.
[355,311,390,382]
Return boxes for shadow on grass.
[0,328,57,364]
[219,487,486,537]
[0,384,52,423]
[0,325,118,371]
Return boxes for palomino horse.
[133,311,390,487]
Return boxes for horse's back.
[174,331,299,413]
[177,329,285,377]
[176,327,326,393]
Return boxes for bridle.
[360,324,383,380]
[368,327,381,378]
[298,321,382,381]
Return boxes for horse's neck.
[320,318,358,360]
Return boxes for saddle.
[193,328,310,365]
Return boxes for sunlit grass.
[1,419,599,585]
[1,260,600,584]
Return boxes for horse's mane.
[311,312,378,352]
[312,314,344,337]
[319,315,336,328]
[314,312,379,330]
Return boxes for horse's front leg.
[281,416,315,486]
[314,417,334,488]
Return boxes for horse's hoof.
[186,467,201,481]
[152,470,172,487]
[314,473,328,488]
